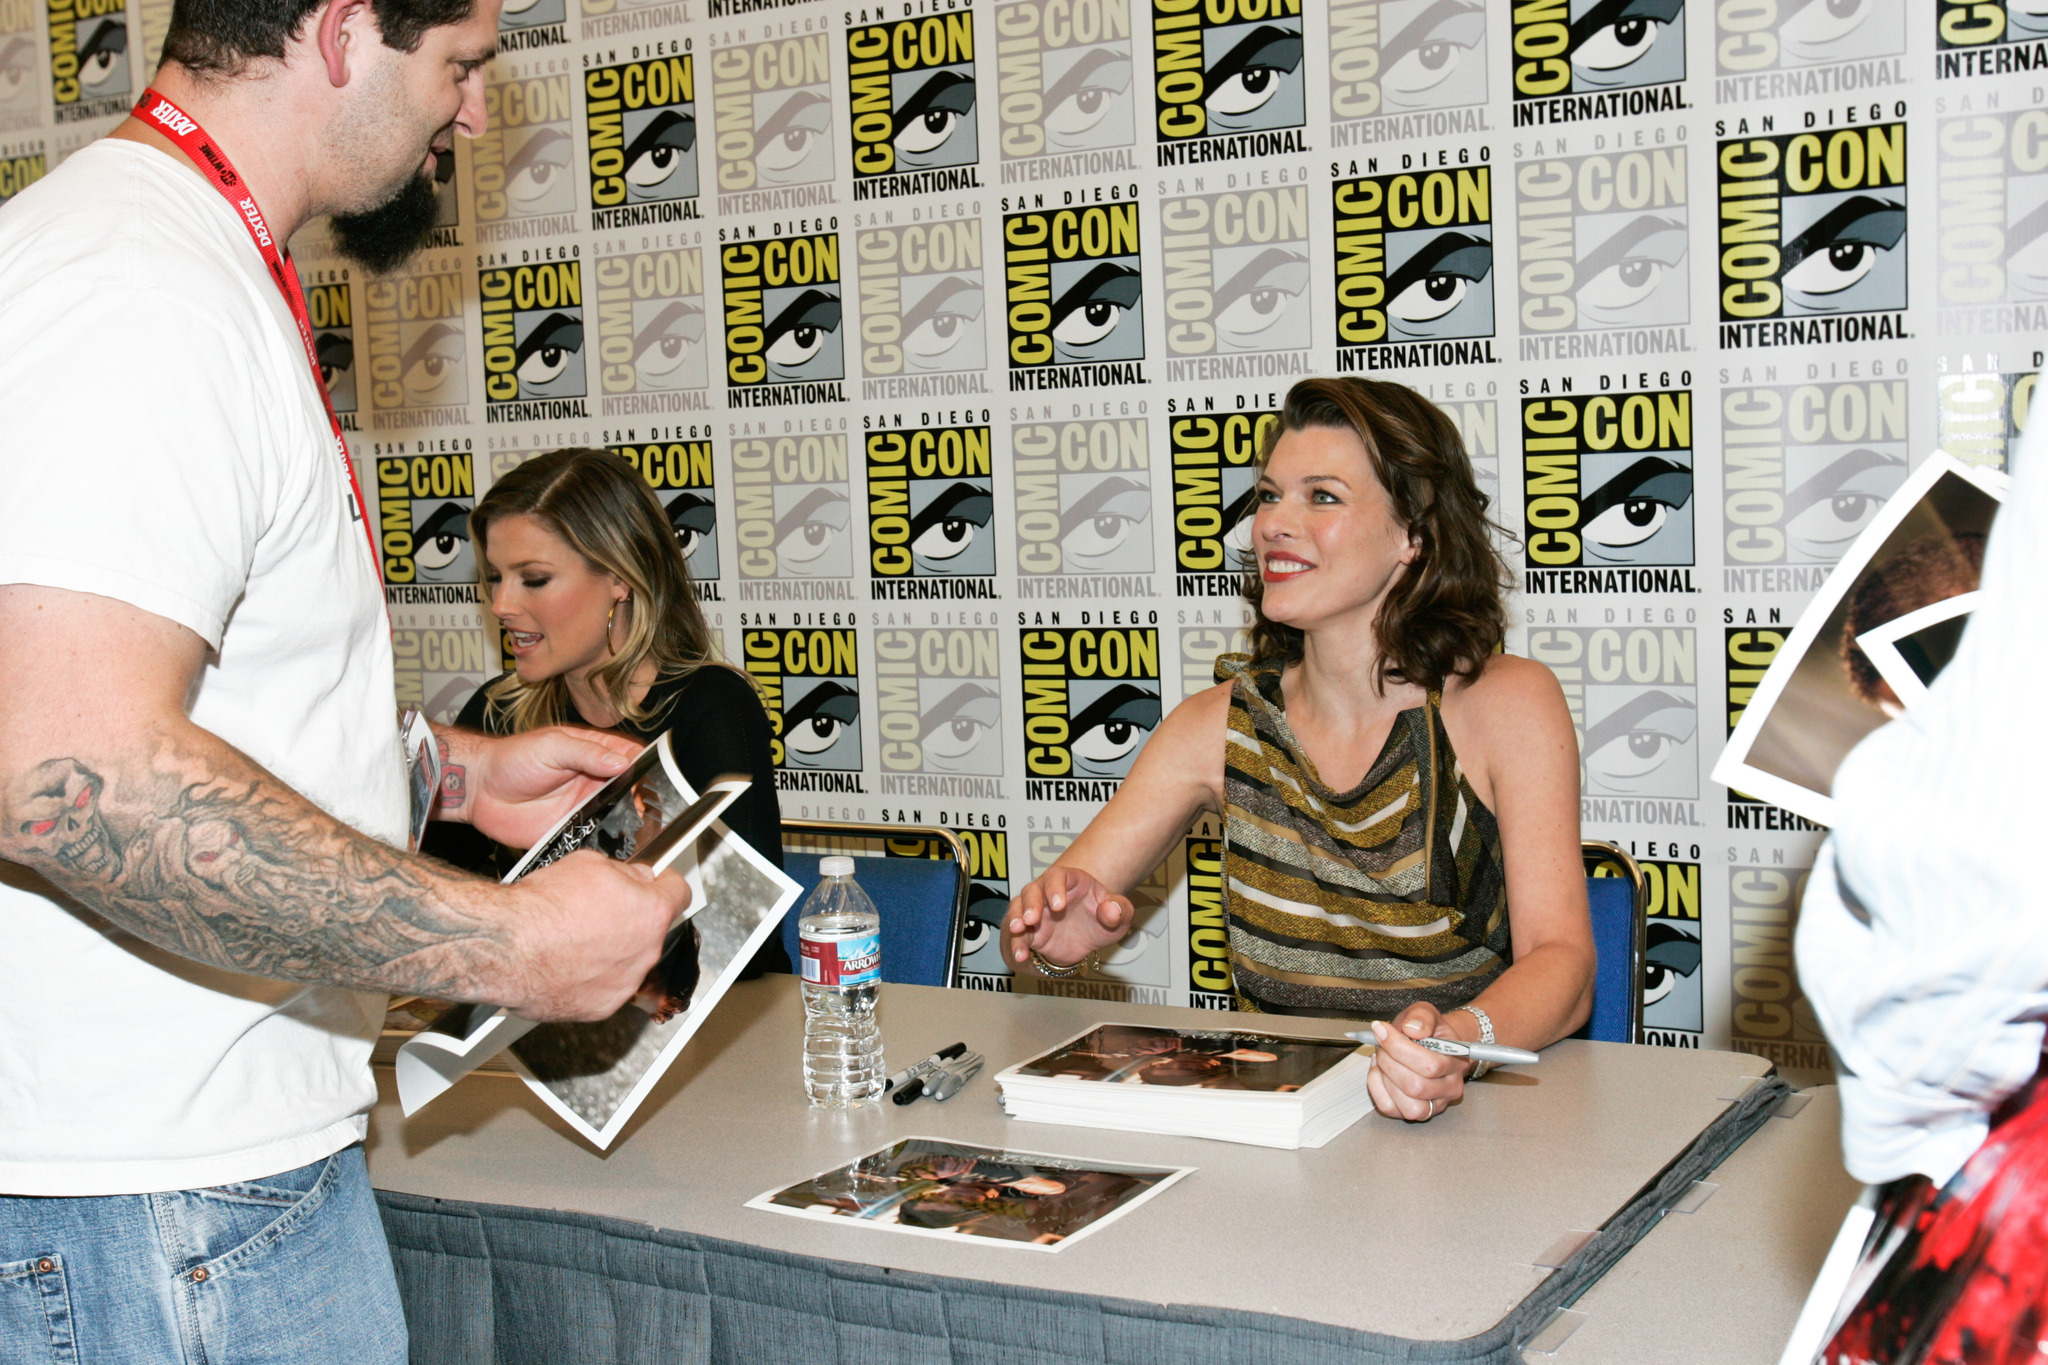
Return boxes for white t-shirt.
[0,139,407,1195]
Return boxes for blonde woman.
[427,448,787,974]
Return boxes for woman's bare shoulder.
[1161,678,1236,735]
[1441,654,1568,729]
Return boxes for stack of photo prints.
[994,1023,1377,1150]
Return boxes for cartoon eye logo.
[1050,263,1141,352]
[1204,25,1302,120]
[515,312,582,388]
[401,323,466,405]
[77,22,125,90]
[774,488,850,569]
[1580,457,1692,552]
[1784,448,1906,559]
[507,128,572,212]
[1380,1,1484,103]
[1043,50,1131,144]
[316,332,354,388]
[901,277,983,366]
[893,69,976,162]
[763,288,841,371]
[1781,0,1874,57]
[1583,689,1695,790]
[1569,0,1681,78]
[1060,476,1151,566]
[755,91,832,179]
[664,492,715,560]
[0,37,35,104]
[1069,683,1161,774]
[910,482,993,566]
[1642,922,1702,1006]
[412,502,473,575]
[1223,482,1261,559]
[1214,248,1309,344]
[784,681,859,759]
[1780,196,1905,303]
[921,684,1000,768]
[625,110,695,193]
[633,301,704,383]
[1384,232,1491,326]
[1575,216,1686,318]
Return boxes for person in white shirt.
[0,0,687,1358]
[1797,371,2048,1357]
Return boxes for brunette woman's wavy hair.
[1242,377,1511,692]
[471,448,721,732]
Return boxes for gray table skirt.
[376,1074,1788,1365]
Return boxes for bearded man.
[0,2,692,1358]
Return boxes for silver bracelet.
[1455,1004,1495,1079]
[1030,949,1093,978]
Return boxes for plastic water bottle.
[798,856,885,1108]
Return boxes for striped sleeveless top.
[1217,653,1511,1019]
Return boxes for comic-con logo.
[1521,387,1696,593]
[1332,163,1496,371]
[710,35,834,211]
[864,420,997,597]
[586,56,698,230]
[480,260,590,421]
[611,441,719,586]
[875,628,1003,790]
[0,142,43,207]
[496,0,566,52]
[1329,0,1488,134]
[48,0,127,122]
[362,264,469,417]
[1151,0,1306,165]
[1729,862,1827,1072]
[847,12,983,200]
[375,454,478,601]
[304,279,358,421]
[1014,418,1154,594]
[1003,201,1147,390]
[1510,0,1686,128]
[1515,148,1688,360]
[993,0,1137,173]
[1716,123,1908,349]
[1169,409,1270,595]
[1935,112,2048,320]
[1722,624,1822,831]
[592,247,708,415]
[476,75,576,229]
[1020,624,1161,801]
[721,232,847,406]
[1161,184,1312,382]
[1938,366,2037,471]
[1715,0,1902,82]
[742,627,865,789]
[1937,0,2048,77]
[393,627,494,724]
[856,221,986,397]
[1720,380,1906,578]
[732,433,854,588]
[1525,625,1698,801]
[0,2,42,131]
[1184,832,1231,1005]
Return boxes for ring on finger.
[1426,1098,1439,1118]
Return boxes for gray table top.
[1539,1086,1862,1365]
[367,976,1777,1344]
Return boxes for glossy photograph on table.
[748,1136,1192,1251]
[1010,1022,1357,1091]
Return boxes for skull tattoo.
[7,759,121,877]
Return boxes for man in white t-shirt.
[0,0,690,1357]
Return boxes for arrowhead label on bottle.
[800,932,881,986]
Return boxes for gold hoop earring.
[606,601,619,650]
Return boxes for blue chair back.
[779,851,964,988]
[1575,841,1647,1044]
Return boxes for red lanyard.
[135,88,383,587]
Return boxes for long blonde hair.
[472,448,719,732]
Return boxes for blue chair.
[778,821,969,988]
[1575,840,1648,1044]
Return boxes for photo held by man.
[0,0,2034,1356]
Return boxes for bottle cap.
[820,855,856,877]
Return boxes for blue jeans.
[0,1145,406,1364]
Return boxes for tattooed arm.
[0,586,688,1021]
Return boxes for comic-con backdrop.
[12,0,2042,1078]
